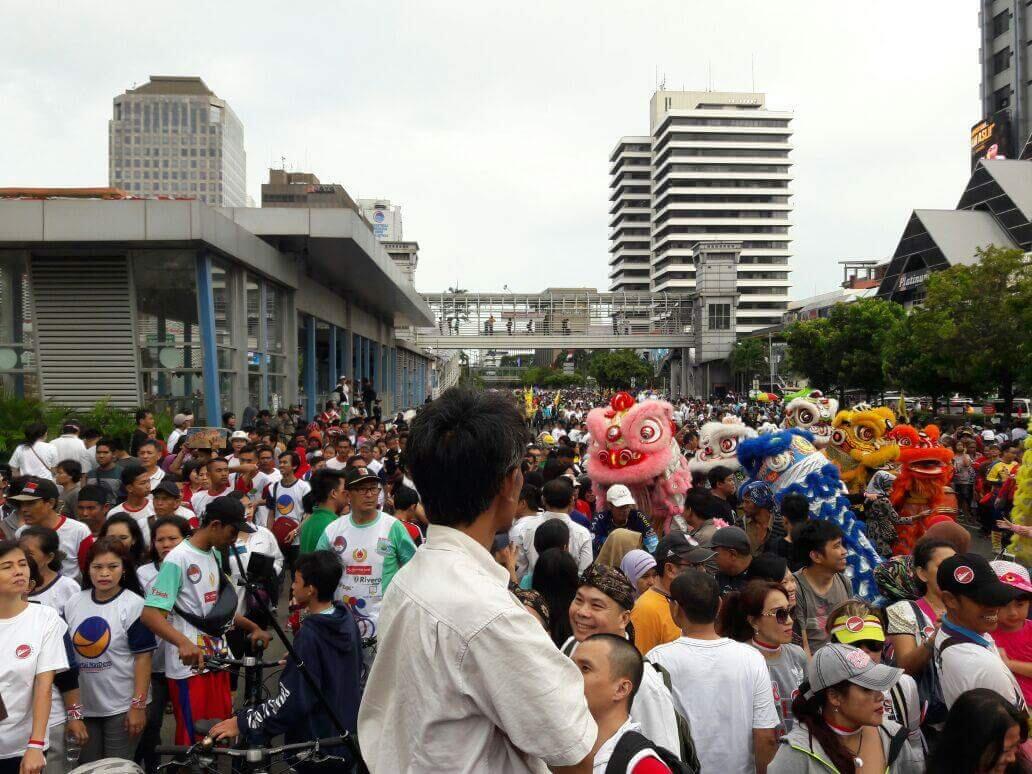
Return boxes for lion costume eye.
[719,437,737,454]
[638,419,662,444]
[856,426,875,442]
[831,429,846,446]
[767,452,792,472]
[797,408,814,425]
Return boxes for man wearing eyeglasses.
[316,465,416,675]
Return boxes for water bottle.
[65,727,81,765]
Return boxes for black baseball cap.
[204,496,255,533]
[710,526,751,555]
[938,552,1023,607]
[654,531,716,567]
[11,477,60,502]
[151,480,181,499]
[344,466,380,489]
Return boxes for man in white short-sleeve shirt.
[358,388,597,772]
[514,478,593,578]
[647,569,778,774]
[934,552,1027,710]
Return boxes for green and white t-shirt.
[144,540,227,680]
[315,512,416,637]
[64,588,156,717]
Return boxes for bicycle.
[155,735,353,774]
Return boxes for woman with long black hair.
[926,688,1029,774]
[8,423,58,482]
[531,547,578,647]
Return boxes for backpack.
[885,601,948,727]
[605,730,695,774]
[648,663,701,774]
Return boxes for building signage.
[970,112,1011,170]
[897,269,929,291]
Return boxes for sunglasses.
[760,607,793,625]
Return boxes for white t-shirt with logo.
[267,478,310,546]
[0,603,69,758]
[647,636,778,774]
[324,457,349,471]
[144,540,227,681]
[315,512,416,634]
[137,561,165,673]
[107,501,155,548]
[63,589,156,717]
[190,486,234,520]
[16,516,93,584]
[251,469,282,528]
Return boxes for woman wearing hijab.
[596,527,643,569]
[864,471,917,558]
[620,549,658,599]
[739,481,787,556]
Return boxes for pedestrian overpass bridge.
[409,290,695,349]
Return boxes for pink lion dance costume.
[585,392,692,536]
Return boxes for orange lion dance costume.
[887,424,957,554]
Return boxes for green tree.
[783,317,835,392]
[587,350,653,389]
[919,246,1032,422]
[728,338,768,391]
[783,298,904,403]
[882,306,964,413]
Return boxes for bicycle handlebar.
[155,735,351,758]
[205,654,283,670]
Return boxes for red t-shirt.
[993,621,1032,707]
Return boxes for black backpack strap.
[886,724,911,766]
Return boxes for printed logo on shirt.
[954,566,974,585]
[332,535,348,554]
[922,625,936,639]
[346,565,372,576]
[343,595,366,610]
[276,494,296,515]
[15,643,32,659]
[186,564,203,584]
[376,537,390,556]
[72,616,112,659]
[204,590,218,604]
[352,548,367,562]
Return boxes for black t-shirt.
[704,493,738,526]
[774,536,804,572]
[129,429,149,457]
[362,387,376,403]
[715,569,749,597]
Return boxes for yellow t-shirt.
[630,587,681,656]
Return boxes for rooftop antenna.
[707,61,712,91]
[280,154,286,171]
[751,54,756,92]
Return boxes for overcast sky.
[1,2,978,298]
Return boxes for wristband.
[66,703,84,721]
[130,694,146,710]
[26,740,45,750]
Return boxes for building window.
[993,47,1012,75]
[707,303,731,330]
[993,9,1010,37]
[993,85,1012,111]
[0,252,39,398]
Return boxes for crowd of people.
[0,384,1029,774]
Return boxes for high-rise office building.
[608,90,793,334]
[978,1,1030,159]
[108,76,247,207]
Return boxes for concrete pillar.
[195,251,222,427]
[327,325,337,400]
[303,315,317,420]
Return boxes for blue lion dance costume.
[737,428,883,604]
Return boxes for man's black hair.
[669,569,720,625]
[394,485,420,512]
[793,519,844,567]
[135,409,151,424]
[137,438,161,452]
[534,518,570,555]
[542,478,574,510]
[279,450,301,470]
[582,633,644,709]
[556,446,575,460]
[707,465,734,489]
[77,484,110,507]
[81,428,102,442]
[684,488,713,518]
[309,469,345,505]
[294,551,344,602]
[120,463,148,488]
[407,387,529,528]
[780,492,810,525]
[96,436,123,453]
[56,459,83,484]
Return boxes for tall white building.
[109,76,247,207]
[358,198,404,241]
[608,90,793,334]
